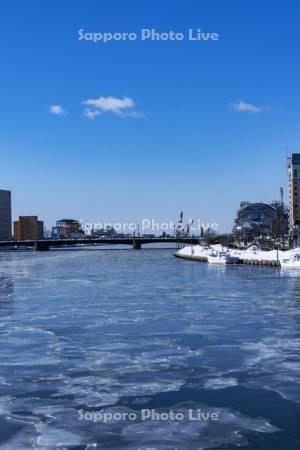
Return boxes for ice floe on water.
[204,377,239,390]
[52,373,185,407]
[36,424,83,448]
[240,337,300,402]
[122,404,279,450]
[0,402,279,450]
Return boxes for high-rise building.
[288,154,300,245]
[14,216,44,240]
[0,189,12,240]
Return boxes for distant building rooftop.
[290,154,300,164]
[56,219,80,225]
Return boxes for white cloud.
[82,96,145,119]
[49,104,66,116]
[84,96,134,113]
[229,100,272,114]
[83,108,101,120]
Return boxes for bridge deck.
[0,237,200,250]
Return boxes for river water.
[0,248,299,449]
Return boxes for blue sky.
[1,0,300,231]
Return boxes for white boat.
[207,251,238,265]
[281,253,300,269]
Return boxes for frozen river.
[0,248,299,449]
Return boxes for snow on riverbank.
[177,244,298,263]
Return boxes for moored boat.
[207,251,238,265]
[281,253,300,269]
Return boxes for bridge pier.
[35,241,50,251]
[132,241,142,249]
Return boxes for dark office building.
[0,189,12,240]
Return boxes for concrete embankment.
[174,252,207,262]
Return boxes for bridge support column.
[35,241,50,251]
[133,241,142,249]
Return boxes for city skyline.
[1,0,300,231]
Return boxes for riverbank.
[175,244,295,267]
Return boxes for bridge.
[0,237,200,251]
